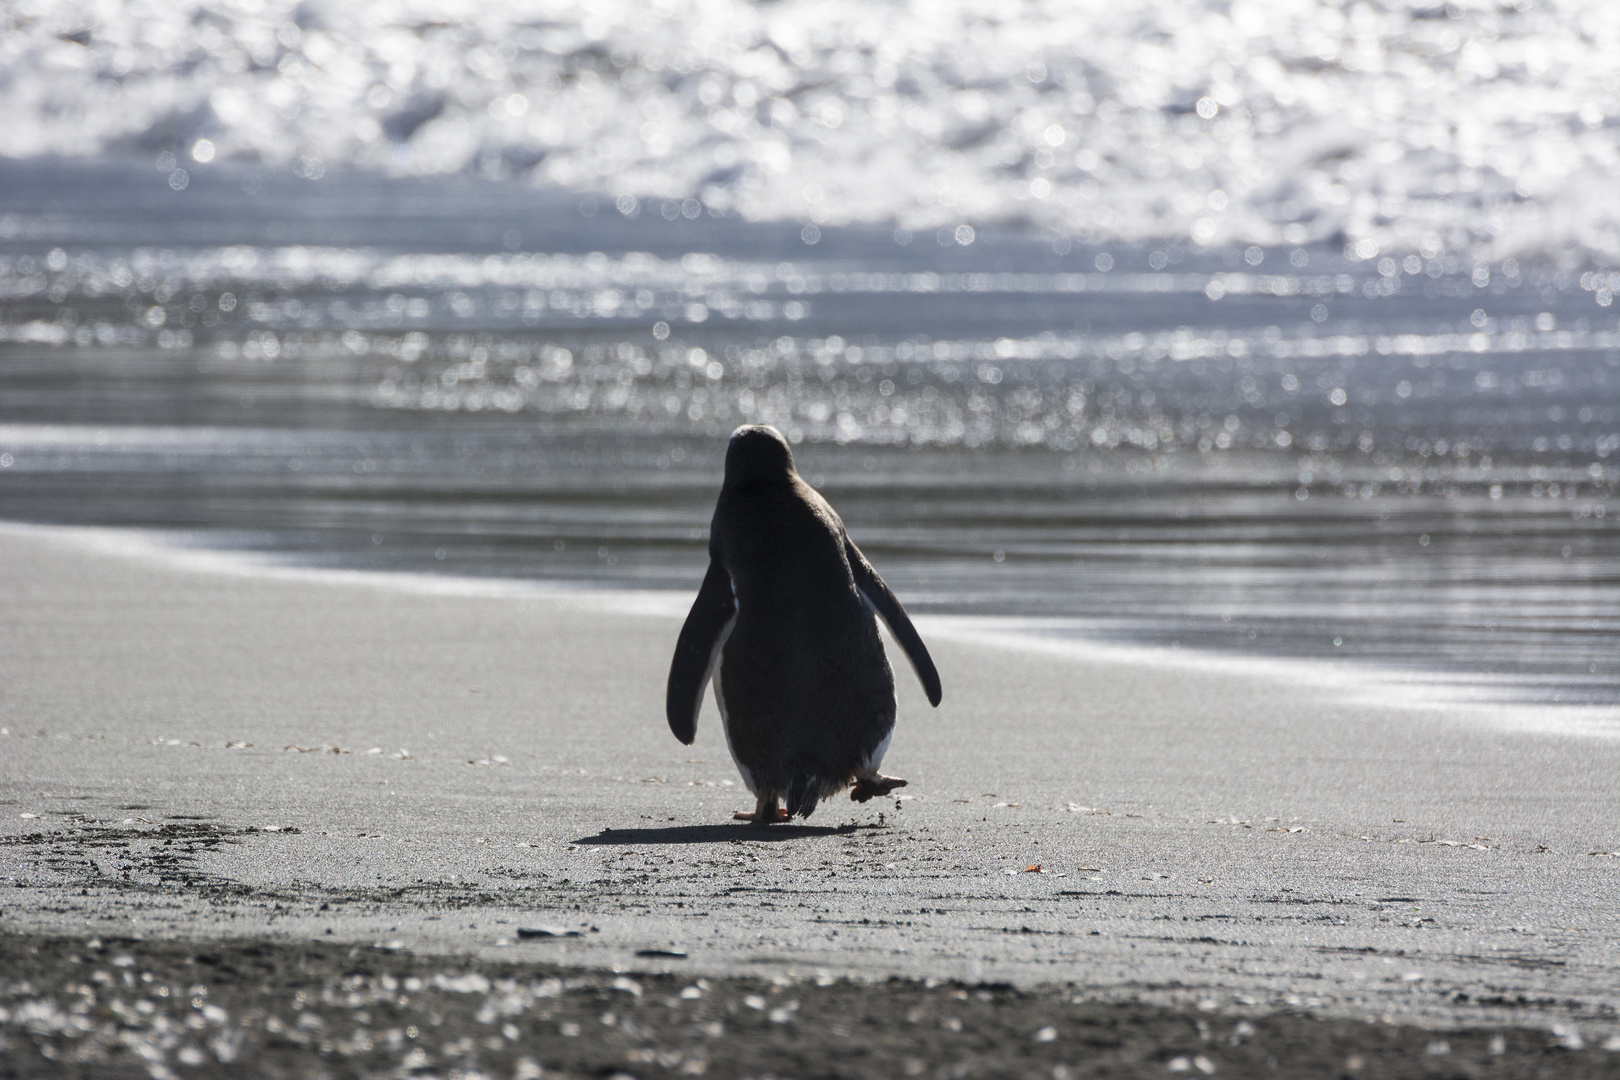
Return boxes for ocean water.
[7,0,1620,259]
[1,2,1616,706]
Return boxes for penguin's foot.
[733,801,791,824]
[850,774,908,802]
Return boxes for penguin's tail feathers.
[785,767,825,820]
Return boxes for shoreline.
[3,521,1619,1045]
[10,519,1618,738]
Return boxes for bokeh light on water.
[5,0,1620,259]
[0,157,1614,706]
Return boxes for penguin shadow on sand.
[657,425,942,830]
[571,821,890,846]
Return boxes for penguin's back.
[712,475,896,802]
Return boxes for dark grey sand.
[2,524,1619,1077]
[5,935,1619,1080]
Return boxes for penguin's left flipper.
[846,539,942,707]
[665,560,736,745]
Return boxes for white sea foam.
[917,614,1620,740]
[3,0,1618,261]
[0,519,692,617]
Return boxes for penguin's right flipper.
[846,540,943,707]
[665,560,736,744]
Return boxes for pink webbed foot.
[733,802,791,824]
[850,774,908,802]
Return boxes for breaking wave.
[4,0,1620,261]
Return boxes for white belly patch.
[710,619,756,794]
[860,725,893,774]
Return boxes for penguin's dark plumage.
[666,425,942,822]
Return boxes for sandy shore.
[3,523,1619,1073]
[6,935,1619,1080]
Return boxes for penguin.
[665,424,942,823]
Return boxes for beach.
[3,523,1618,1075]
[4,0,1620,1074]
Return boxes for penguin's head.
[724,424,797,487]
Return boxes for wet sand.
[3,523,1619,1076]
